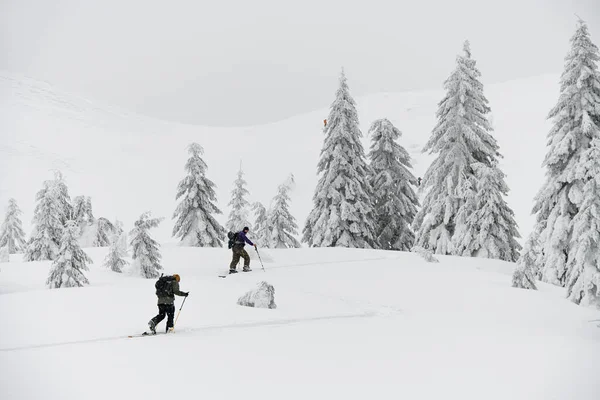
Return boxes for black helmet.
[243,226,249,232]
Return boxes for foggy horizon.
[2,0,599,127]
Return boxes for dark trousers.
[151,304,175,330]
[230,245,250,269]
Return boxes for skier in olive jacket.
[148,274,188,334]
[229,227,256,274]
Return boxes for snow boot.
[243,267,252,272]
[148,320,156,335]
[229,269,238,274]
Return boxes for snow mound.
[411,245,439,263]
[237,281,277,309]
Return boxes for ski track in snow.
[0,310,380,353]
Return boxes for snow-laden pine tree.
[113,219,128,254]
[226,166,251,233]
[103,235,128,273]
[94,217,116,247]
[413,41,500,255]
[0,198,27,254]
[53,172,73,225]
[24,173,72,261]
[252,202,270,247]
[565,138,600,306]
[172,143,225,247]
[46,221,91,288]
[303,69,376,248]
[129,212,163,278]
[72,196,94,227]
[368,118,419,251]
[523,20,600,287]
[512,233,540,290]
[453,162,522,261]
[267,175,301,248]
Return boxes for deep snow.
[1,247,599,399]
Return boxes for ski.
[128,331,172,338]
[219,270,252,278]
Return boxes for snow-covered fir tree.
[0,198,27,254]
[511,233,540,290]
[565,138,600,306]
[303,69,376,248]
[252,202,270,247]
[113,219,128,254]
[24,173,73,261]
[172,143,225,247]
[267,175,301,248]
[94,217,116,247]
[523,20,600,287]
[453,162,522,261]
[226,166,251,233]
[53,172,73,225]
[129,212,163,278]
[46,221,91,288]
[413,41,500,255]
[103,235,128,273]
[72,196,94,227]
[368,118,419,251]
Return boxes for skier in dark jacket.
[229,227,256,274]
[148,274,188,334]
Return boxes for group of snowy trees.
[3,19,598,309]
[303,70,420,250]
[0,172,143,287]
[513,20,600,308]
[171,143,301,249]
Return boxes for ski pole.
[255,247,265,272]
[171,295,188,332]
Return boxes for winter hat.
[173,274,180,282]
[243,226,249,232]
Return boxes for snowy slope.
[1,72,599,399]
[1,248,599,400]
[0,71,557,243]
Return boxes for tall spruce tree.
[0,198,27,254]
[413,41,500,255]
[267,175,301,248]
[226,166,251,233]
[172,143,225,247]
[46,221,91,288]
[565,137,600,306]
[368,118,419,251]
[453,162,522,261]
[303,69,376,248]
[252,202,270,247]
[130,212,163,278]
[24,173,72,261]
[521,20,600,288]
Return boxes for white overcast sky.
[2,0,599,126]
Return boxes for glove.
[184,292,189,297]
[254,244,257,248]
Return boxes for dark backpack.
[227,231,238,249]
[155,275,176,297]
